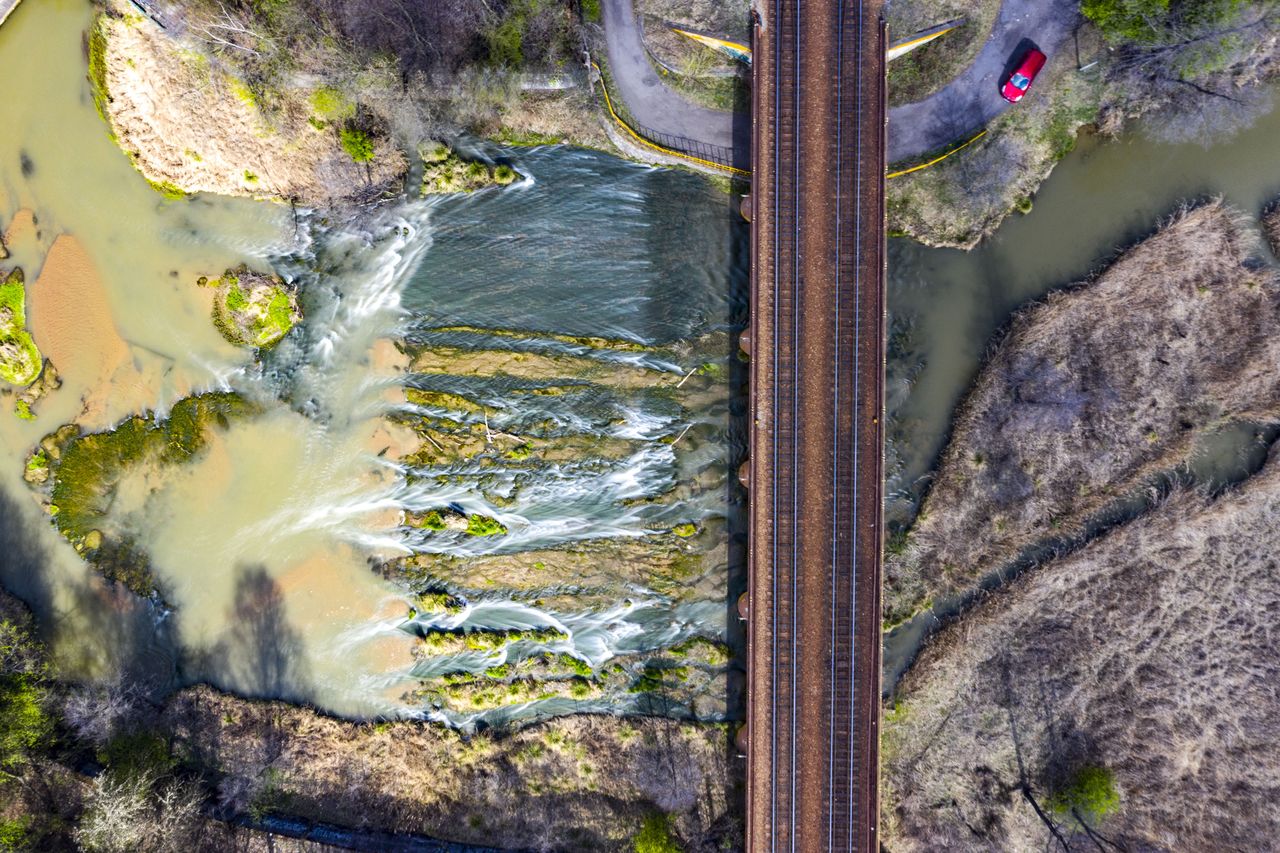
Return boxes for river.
[0,0,746,722]
[4,0,1280,723]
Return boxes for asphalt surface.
[600,0,750,168]
[887,0,1080,163]
[746,0,886,849]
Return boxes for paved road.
[887,0,1079,163]
[600,0,750,169]
[745,0,885,849]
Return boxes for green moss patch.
[202,267,301,349]
[0,270,44,387]
[419,142,519,196]
[40,393,258,597]
[466,514,508,537]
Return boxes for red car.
[1001,48,1046,103]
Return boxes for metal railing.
[591,57,749,176]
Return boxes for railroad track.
[745,0,886,850]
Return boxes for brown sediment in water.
[26,234,151,428]
[3,208,39,251]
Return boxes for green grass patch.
[209,270,299,349]
[466,514,508,537]
[633,812,682,853]
[88,18,112,126]
[0,269,43,387]
[47,393,256,576]
[0,675,50,777]
[340,126,375,163]
[147,178,189,201]
[493,127,563,146]
[671,523,697,538]
[227,75,259,110]
[309,86,355,122]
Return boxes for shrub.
[1081,0,1170,42]
[1048,765,1121,825]
[493,164,518,185]
[633,813,682,853]
[0,675,50,775]
[340,126,375,163]
[309,87,355,121]
[99,730,175,782]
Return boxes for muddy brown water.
[0,0,748,721]
[4,0,1279,719]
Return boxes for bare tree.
[75,770,203,853]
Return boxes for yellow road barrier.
[886,21,963,61]
[592,62,751,178]
[670,26,753,64]
[887,129,987,179]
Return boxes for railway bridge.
[743,0,887,850]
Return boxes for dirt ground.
[883,442,1280,851]
[885,201,1280,623]
[96,4,405,206]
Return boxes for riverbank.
[889,3,1280,248]
[883,440,1280,850]
[886,200,1280,624]
[0,583,735,851]
[91,2,406,206]
[95,0,615,207]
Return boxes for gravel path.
[887,0,1080,163]
[600,0,750,169]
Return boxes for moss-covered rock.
[201,267,301,349]
[36,393,258,597]
[404,507,508,537]
[0,269,43,387]
[419,142,519,196]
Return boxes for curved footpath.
[887,0,1079,163]
[601,0,750,170]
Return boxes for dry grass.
[884,443,1280,851]
[1264,196,1280,257]
[886,0,1001,107]
[635,0,751,45]
[97,6,406,206]
[885,201,1280,623]
[164,685,741,852]
[888,59,1101,248]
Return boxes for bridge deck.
[746,1,886,850]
